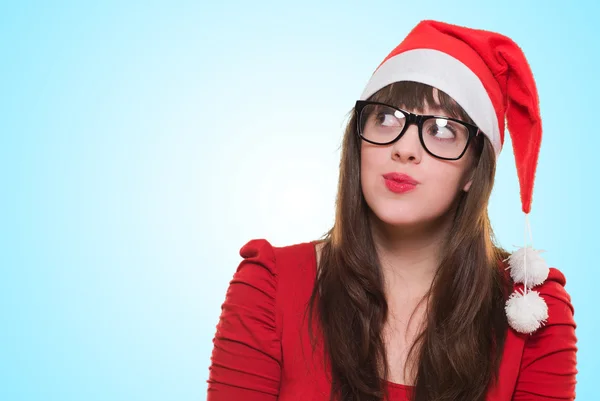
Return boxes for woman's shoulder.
[497,254,575,327]
[237,238,323,320]
[239,237,321,266]
[237,237,321,286]
[509,266,575,327]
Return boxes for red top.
[207,239,577,400]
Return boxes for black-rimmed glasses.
[355,100,480,161]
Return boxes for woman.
[206,20,577,401]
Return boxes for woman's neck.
[371,212,453,299]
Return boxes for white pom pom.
[505,289,548,334]
[506,246,549,288]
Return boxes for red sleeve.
[513,268,578,400]
[207,239,281,400]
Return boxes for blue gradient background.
[1,1,597,400]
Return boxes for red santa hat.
[359,20,549,334]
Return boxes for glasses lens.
[359,104,407,144]
[422,118,470,159]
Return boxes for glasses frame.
[355,100,481,161]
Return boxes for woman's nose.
[391,124,422,163]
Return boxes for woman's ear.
[462,149,480,192]
[462,166,476,192]
[463,178,473,192]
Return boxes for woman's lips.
[382,172,419,194]
[384,179,417,193]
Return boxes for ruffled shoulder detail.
[511,267,578,399]
[238,238,277,275]
[207,239,282,399]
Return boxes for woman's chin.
[373,213,427,229]
[370,208,446,232]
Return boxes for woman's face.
[360,91,476,230]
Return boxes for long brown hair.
[307,81,511,401]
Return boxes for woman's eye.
[375,113,400,127]
[431,126,455,138]
[428,119,456,139]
